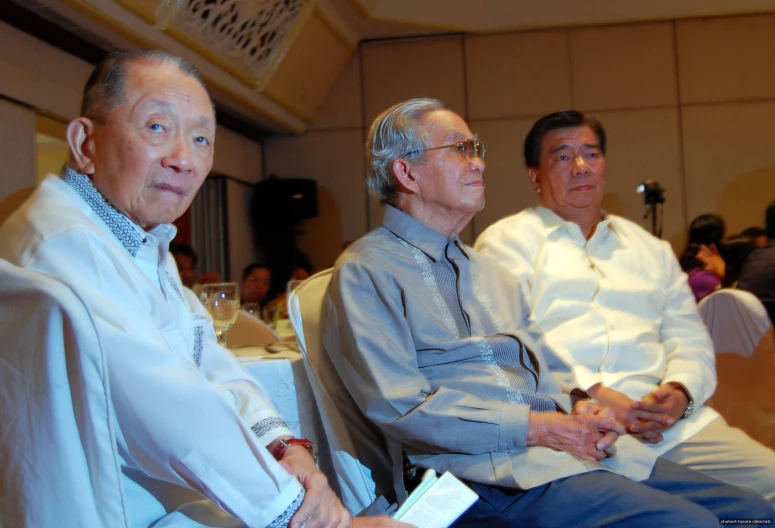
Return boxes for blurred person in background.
[241,263,272,316]
[290,265,311,281]
[740,226,768,249]
[678,214,726,302]
[169,242,198,289]
[200,270,223,285]
[266,264,313,323]
[738,200,775,324]
[719,234,758,288]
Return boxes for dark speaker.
[252,178,318,222]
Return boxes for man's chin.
[137,210,187,229]
[467,196,485,214]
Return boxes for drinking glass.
[200,282,241,346]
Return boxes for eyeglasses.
[405,137,486,162]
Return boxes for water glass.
[200,282,240,346]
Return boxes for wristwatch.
[272,437,318,461]
[682,398,695,420]
[671,383,694,419]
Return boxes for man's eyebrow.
[550,144,571,154]
[444,130,467,142]
[550,142,601,154]
[134,97,173,113]
[192,114,216,131]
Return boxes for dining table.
[229,342,341,497]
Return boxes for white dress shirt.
[475,206,719,455]
[0,172,303,527]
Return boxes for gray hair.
[366,98,451,203]
[81,50,212,118]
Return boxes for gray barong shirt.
[323,206,655,491]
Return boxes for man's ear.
[392,158,420,195]
[66,117,97,175]
[528,167,541,195]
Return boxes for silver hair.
[366,98,451,203]
[81,49,212,118]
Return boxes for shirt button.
[506,442,515,450]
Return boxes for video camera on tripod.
[636,180,666,237]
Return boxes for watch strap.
[272,437,318,461]
[670,383,694,419]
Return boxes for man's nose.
[572,155,589,175]
[162,135,192,172]
[470,155,485,172]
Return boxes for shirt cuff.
[499,401,530,451]
[268,489,305,528]
[662,374,701,407]
[250,417,293,446]
[549,393,573,414]
[663,360,711,406]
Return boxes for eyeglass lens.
[463,139,486,161]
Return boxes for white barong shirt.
[0,170,304,527]
[475,206,719,455]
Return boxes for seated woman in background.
[679,214,726,302]
[240,263,272,316]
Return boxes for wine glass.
[200,282,240,346]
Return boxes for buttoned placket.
[445,241,472,337]
[577,222,621,371]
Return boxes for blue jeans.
[454,458,773,527]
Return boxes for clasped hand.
[527,406,625,462]
[588,384,681,444]
[279,444,415,528]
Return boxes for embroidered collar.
[62,167,146,257]
[381,205,469,262]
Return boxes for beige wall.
[265,13,775,268]
[0,99,36,225]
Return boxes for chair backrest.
[0,260,128,526]
[288,269,394,514]
[698,288,775,449]
[698,288,771,357]
[227,310,281,347]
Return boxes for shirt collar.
[381,204,469,262]
[61,166,176,257]
[533,205,629,248]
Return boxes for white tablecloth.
[231,344,339,497]
[235,344,307,437]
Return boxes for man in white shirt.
[0,50,405,527]
[474,110,775,502]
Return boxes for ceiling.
[333,0,775,38]
[7,0,775,135]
